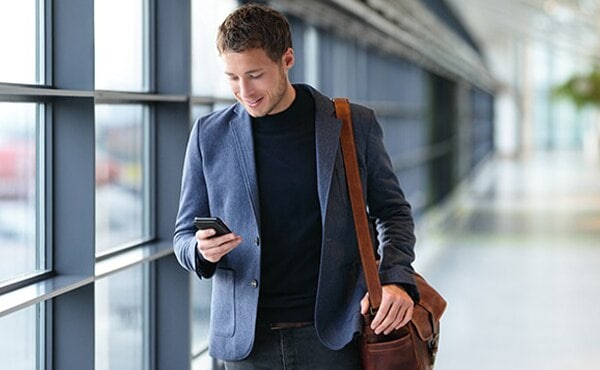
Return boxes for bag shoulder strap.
[333,97,383,310]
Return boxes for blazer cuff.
[194,248,217,278]
[398,283,420,303]
[380,270,421,303]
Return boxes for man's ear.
[282,48,295,70]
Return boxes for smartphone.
[193,217,232,236]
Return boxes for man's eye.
[249,73,263,79]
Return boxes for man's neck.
[278,83,296,113]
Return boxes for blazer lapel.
[313,92,342,221]
[229,105,261,229]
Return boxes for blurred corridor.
[415,150,600,370]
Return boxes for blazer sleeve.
[173,118,217,279]
[360,108,420,302]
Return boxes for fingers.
[396,305,413,329]
[370,300,399,335]
[196,229,242,263]
[369,285,414,335]
[360,292,370,315]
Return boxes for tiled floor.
[414,151,600,370]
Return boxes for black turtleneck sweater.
[252,85,322,323]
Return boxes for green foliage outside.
[553,68,600,109]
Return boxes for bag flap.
[411,305,433,340]
[415,273,447,322]
[410,273,447,340]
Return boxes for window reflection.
[0,0,43,84]
[95,0,147,91]
[0,304,42,370]
[95,264,147,370]
[95,105,149,253]
[0,103,42,283]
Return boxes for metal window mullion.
[44,102,53,274]
[35,0,45,84]
[144,262,154,370]
[145,0,155,93]
[44,0,53,86]
[36,103,46,272]
[36,302,45,370]
[144,105,155,241]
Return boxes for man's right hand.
[196,228,242,263]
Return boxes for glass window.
[0,304,44,370]
[95,105,150,254]
[95,264,148,370]
[191,105,212,125]
[191,0,238,97]
[0,102,44,284]
[95,0,148,91]
[191,275,212,355]
[0,0,44,84]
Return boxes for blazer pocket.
[210,267,235,337]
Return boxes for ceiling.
[446,0,600,64]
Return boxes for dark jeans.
[223,323,362,370]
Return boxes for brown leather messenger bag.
[334,97,447,370]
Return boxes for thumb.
[360,292,370,315]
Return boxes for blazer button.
[254,236,260,247]
[250,279,259,289]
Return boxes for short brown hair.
[217,3,292,62]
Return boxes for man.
[174,3,419,369]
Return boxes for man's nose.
[239,78,254,98]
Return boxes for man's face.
[222,47,295,117]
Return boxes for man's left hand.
[360,284,414,335]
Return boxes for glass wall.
[94,0,148,91]
[95,264,149,370]
[191,0,238,98]
[0,0,44,84]
[95,105,151,254]
[0,304,43,370]
[191,276,212,356]
[0,103,44,283]
[94,0,152,257]
[530,40,596,151]
[0,5,47,368]
[1,0,193,368]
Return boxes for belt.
[269,321,314,330]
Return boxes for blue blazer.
[173,85,417,361]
